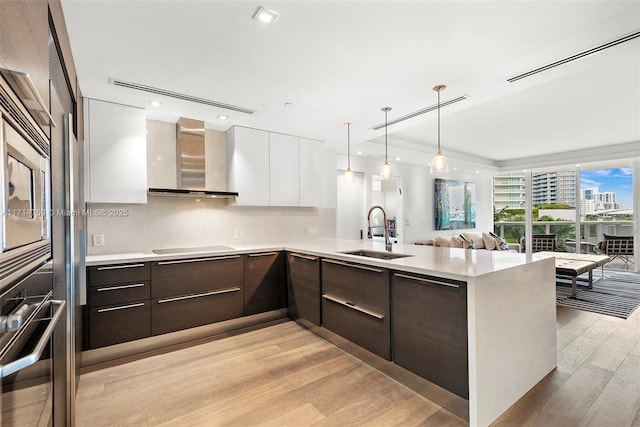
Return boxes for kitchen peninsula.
[85,240,556,427]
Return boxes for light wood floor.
[76,303,640,426]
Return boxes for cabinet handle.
[393,273,460,288]
[96,283,145,292]
[249,252,279,257]
[96,264,145,271]
[290,253,317,261]
[322,294,384,320]
[97,302,145,313]
[157,255,240,266]
[157,287,241,304]
[322,258,383,273]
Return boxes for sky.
[580,168,633,208]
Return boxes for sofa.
[429,231,521,252]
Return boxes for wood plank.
[581,353,640,426]
[535,364,614,426]
[556,315,622,374]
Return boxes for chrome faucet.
[367,205,392,252]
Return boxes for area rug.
[556,271,640,319]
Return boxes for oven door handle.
[1,299,65,378]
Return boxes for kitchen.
[1,1,639,427]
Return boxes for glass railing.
[494,220,634,262]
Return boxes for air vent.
[109,79,257,115]
[507,30,640,83]
[369,95,468,130]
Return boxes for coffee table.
[537,251,610,298]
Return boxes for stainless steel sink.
[152,245,235,255]
[340,250,413,260]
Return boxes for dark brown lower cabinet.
[89,301,150,349]
[321,258,390,360]
[86,262,152,349]
[391,272,469,399]
[244,252,286,315]
[150,255,244,335]
[287,252,321,326]
[151,287,244,335]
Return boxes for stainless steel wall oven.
[0,68,57,425]
[0,70,52,288]
[0,261,64,426]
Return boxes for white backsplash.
[85,197,336,255]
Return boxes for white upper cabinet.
[84,99,147,203]
[226,126,327,207]
[226,126,270,206]
[299,137,325,207]
[269,132,299,206]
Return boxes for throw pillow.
[434,236,451,247]
[458,234,476,249]
[450,236,464,248]
[489,231,510,251]
[461,232,485,249]
[481,232,497,250]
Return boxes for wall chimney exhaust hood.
[148,117,238,198]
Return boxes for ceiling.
[61,1,640,170]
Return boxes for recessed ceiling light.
[218,114,229,120]
[357,151,363,155]
[395,157,401,161]
[252,6,279,25]
[149,100,161,108]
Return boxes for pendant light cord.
[437,87,441,152]
[385,108,388,161]
[347,122,351,169]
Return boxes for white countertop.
[86,239,550,281]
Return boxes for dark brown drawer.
[88,280,151,307]
[391,272,468,399]
[88,262,150,286]
[151,255,243,299]
[287,252,321,326]
[322,295,390,360]
[321,258,389,314]
[244,252,285,315]
[89,300,151,349]
[321,258,390,360]
[151,286,244,336]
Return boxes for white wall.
[336,154,494,243]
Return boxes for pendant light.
[344,122,355,183]
[380,106,393,179]
[430,84,449,174]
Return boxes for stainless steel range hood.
[148,117,238,198]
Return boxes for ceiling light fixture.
[430,85,449,174]
[217,114,229,120]
[252,6,279,25]
[344,122,355,183]
[149,100,161,108]
[380,106,393,180]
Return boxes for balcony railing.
[494,220,634,255]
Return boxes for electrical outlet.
[305,226,318,236]
[92,234,105,247]
[232,229,243,239]
[405,218,410,226]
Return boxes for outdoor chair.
[595,234,634,267]
[520,234,557,253]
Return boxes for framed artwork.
[434,178,476,230]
